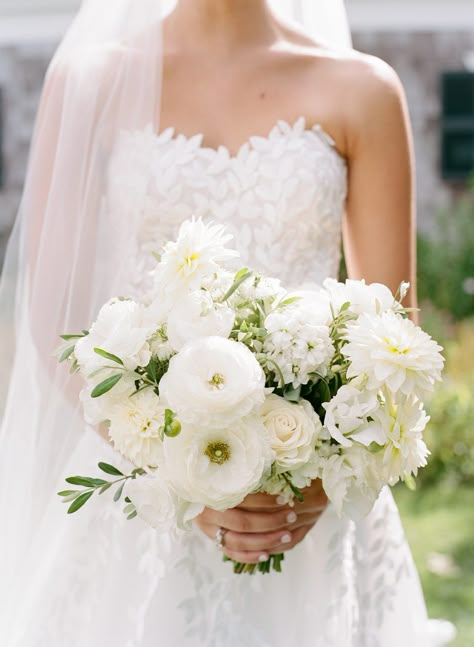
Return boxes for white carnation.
[261,394,323,473]
[75,298,152,375]
[152,218,239,307]
[166,290,234,352]
[343,311,444,397]
[108,390,167,468]
[159,336,266,428]
[263,305,334,388]
[162,418,273,511]
[127,474,204,532]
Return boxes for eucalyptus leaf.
[93,347,124,366]
[114,482,125,502]
[67,490,94,514]
[91,374,123,398]
[98,462,124,476]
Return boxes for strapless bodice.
[102,117,348,297]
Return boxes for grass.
[394,483,474,646]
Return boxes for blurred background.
[0,0,473,643]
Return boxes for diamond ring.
[215,527,227,550]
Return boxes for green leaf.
[283,385,301,403]
[276,296,301,309]
[67,490,94,514]
[91,374,123,398]
[94,347,124,366]
[404,474,417,491]
[59,345,76,363]
[282,474,305,503]
[127,510,138,521]
[123,503,135,515]
[234,267,250,282]
[65,476,107,488]
[60,333,84,341]
[222,270,253,302]
[98,462,124,476]
[114,482,125,502]
[98,482,113,495]
[57,489,79,497]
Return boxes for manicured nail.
[281,533,292,544]
[276,495,287,505]
[259,554,269,562]
[287,511,297,523]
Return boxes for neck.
[167,0,278,52]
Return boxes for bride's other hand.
[194,479,328,564]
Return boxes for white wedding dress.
[9,117,455,647]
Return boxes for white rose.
[108,390,167,468]
[261,394,323,473]
[127,474,204,532]
[166,290,235,352]
[75,298,152,376]
[159,336,266,428]
[342,311,444,397]
[162,417,273,511]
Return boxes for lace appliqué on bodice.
[102,117,348,298]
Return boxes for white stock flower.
[159,336,266,428]
[261,394,323,473]
[75,298,152,375]
[323,384,384,448]
[152,218,239,306]
[375,393,430,485]
[127,474,204,532]
[162,418,272,511]
[343,311,444,397]
[166,290,235,352]
[107,389,168,468]
[263,305,334,388]
[321,446,384,518]
[322,278,399,317]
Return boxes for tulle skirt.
[3,428,456,647]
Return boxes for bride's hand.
[194,479,328,564]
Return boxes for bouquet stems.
[224,553,285,575]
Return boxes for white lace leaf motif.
[102,117,348,298]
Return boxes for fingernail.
[259,554,269,562]
[276,495,287,505]
[281,533,292,544]
[287,511,297,523]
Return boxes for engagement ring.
[215,527,227,550]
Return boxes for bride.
[0,1,456,645]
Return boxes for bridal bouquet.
[58,218,444,573]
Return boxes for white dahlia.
[322,278,400,317]
[343,311,444,397]
[323,384,383,448]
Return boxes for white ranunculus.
[375,392,430,485]
[261,394,323,473]
[323,384,384,448]
[127,474,204,532]
[152,218,239,307]
[159,336,266,428]
[263,305,334,388]
[343,311,444,397]
[166,290,235,352]
[75,298,152,376]
[322,278,399,317]
[162,417,273,511]
[107,390,167,468]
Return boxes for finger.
[197,523,295,553]
[235,492,286,511]
[199,506,299,534]
[222,548,272,565]
[269,524,314,554]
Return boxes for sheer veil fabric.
[0,0,353,640]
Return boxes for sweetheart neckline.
[153,116,347,164]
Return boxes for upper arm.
[341,56,417,310]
